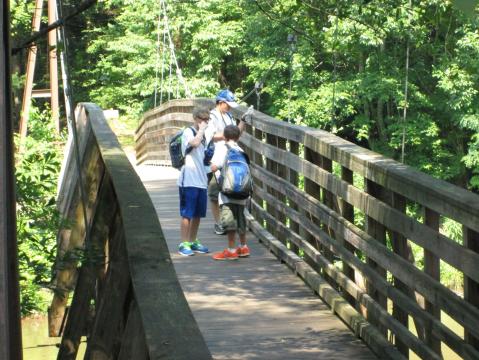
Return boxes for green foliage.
[16,109,64,315]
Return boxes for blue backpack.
[169,127,197,169]
[219,145,252,199]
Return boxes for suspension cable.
[160,0,191,98]
[159,16,167,106]
[401,0,412,163]
[331,6,339,124]
[153,4,162,107]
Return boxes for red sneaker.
[236,245,250,257]
[212,249,239,261]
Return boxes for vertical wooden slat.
[265,133,278,238]
[464,227,479,350]
[318,156,335,270]
[340,167,356,307]
[252,127,264,222]
[289,140,300,254]
[424,208,441,355]
[304,148,323,264]
[84,219,132,360]
[117,301,149,360]
[390,193,409,357]
[276,137,288,245]
[365,179,388,336]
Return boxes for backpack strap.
[225,143,250,164]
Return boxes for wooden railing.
[50,103,212,359]
[137,99,479,360]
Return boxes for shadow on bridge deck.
[134,164,376,360]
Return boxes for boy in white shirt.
[177,107,211,256]
[209,125,250,260]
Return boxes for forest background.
[10,0,479,314]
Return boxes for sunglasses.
[197,116,209,121]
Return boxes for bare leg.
[210,200,220,223]
[188,217,201,242]
[227,231,236,249]
[239,232,246,246]
[180,217,190,242]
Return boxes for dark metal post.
[0,0,23,359]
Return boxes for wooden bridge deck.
[135,164,376,360]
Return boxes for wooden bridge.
[47,101,479,359]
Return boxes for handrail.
[50,103,212,359]
[136,98,479,359]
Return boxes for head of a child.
[223,124,240,142]
[192,106,210,127]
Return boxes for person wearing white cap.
[205,89,247,235]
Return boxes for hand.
[241,105,254,124]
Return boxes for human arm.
[210,143,227,171]
[187,121,207,148]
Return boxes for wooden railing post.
[390,192,410,357]
[365,179,387,336]
[304,148,322,253]
[252,126,264,222]
[265,133,279,239]
[465,227,479,350]
[340,167,356,307]
[289,140,300,255]
[424,208,441,355]
[318,156,336,276]
[276,136,288,245]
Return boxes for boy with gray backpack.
[209,125,252,260]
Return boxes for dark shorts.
[208,175,220,201]
[220,203,246,234]
[179,187,207,219]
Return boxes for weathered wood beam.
[0,0,22,357]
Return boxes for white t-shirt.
[177,127,208,189]
[205,108,236,146]
[210,140,248,205]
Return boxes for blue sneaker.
[191,240,209,254]
[178,242,194,256]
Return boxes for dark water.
[22,316,85,360]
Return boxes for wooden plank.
[289,140,300,254]
[241,132,479,283]
[365,179,387,336]
[250,192,479,359]
[117,301,149,360]
[265,133,279,238]
[84,219,131,360]
[250,164,479,341]
[0,6,22,357]
[389,192,414,356]
[464,227,479,351]
[424,208,441,355]
[251,126,264,221]
[341,167,356,307]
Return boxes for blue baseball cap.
[215,89,238,108]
